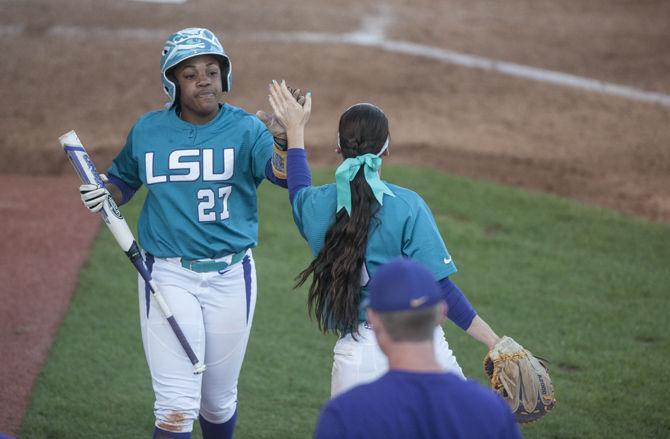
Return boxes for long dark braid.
[296,104,389,336]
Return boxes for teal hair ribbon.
[335,153,395,215]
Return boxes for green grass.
[20,166,670,438]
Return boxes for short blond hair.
[377,305,442,342]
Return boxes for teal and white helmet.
[160,28,232,104]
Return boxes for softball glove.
[484,336,556,423]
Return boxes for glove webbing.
[487,351,527,398]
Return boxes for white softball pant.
[138,250,257,433]
[330,323,465,397]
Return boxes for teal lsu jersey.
[292,183,457,322]
[108,104,273,259]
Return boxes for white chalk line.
[47,25,168,40]
[251,31,670,107]
[2,23,668,107]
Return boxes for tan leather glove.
[484,336,556,423]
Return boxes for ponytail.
[296,169,379,336]
[296,102,390,336]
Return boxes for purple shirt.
[315,371,522,439]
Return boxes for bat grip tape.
[124,242,202,368]
[166,316,200,365]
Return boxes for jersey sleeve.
[249,117,275,184]
[291,185,318,241]
[291,185,335,255]
[401,195,457,280]
[107,125,142,190]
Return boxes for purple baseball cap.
[367,258,443,312]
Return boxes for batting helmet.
[160,28,232,105]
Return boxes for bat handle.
[125,242,207,375]
[165,316,207,373]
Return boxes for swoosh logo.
[410,296,428,308]
[443,257,452,264]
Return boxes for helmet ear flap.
[164,66,179,107]
[172,83,181,108]
[218,56,232,92]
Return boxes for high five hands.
[256,83,306,149]
[268,80,312,148]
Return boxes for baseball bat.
[58,130,206,374]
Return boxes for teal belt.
[180,250,247,273]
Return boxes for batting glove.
[256,110,287,148]
[79,174,110,213]
[257,85,305,149]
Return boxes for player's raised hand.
[268,80,311,132]
[288,85,306,106]
[257,84,307,150]
[255,110,286,144]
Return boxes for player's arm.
[266,80,313,201]
[106,174,138,205]
[106,181,123,205]
[80,129,142,213]
[286,149,312,204]
[251,113,288,189]
[439,277,500,349]
[264,160,287,188]
[258,110,289,186]
[257,82,307,185]
[438,277,476,329]
[401,197,501,348]
[466,315,501,351]
[79,171,139,212]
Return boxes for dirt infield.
[1,0,669,434]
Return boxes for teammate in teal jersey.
[78,28,288,439]
[267,81,502,396]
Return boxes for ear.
[367,309,390,352]
[335,132,342,154]
[436,302,447,323]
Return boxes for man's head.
[366,258,445,345]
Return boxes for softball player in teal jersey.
[268,82,501,396]
[78,29,288,438]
